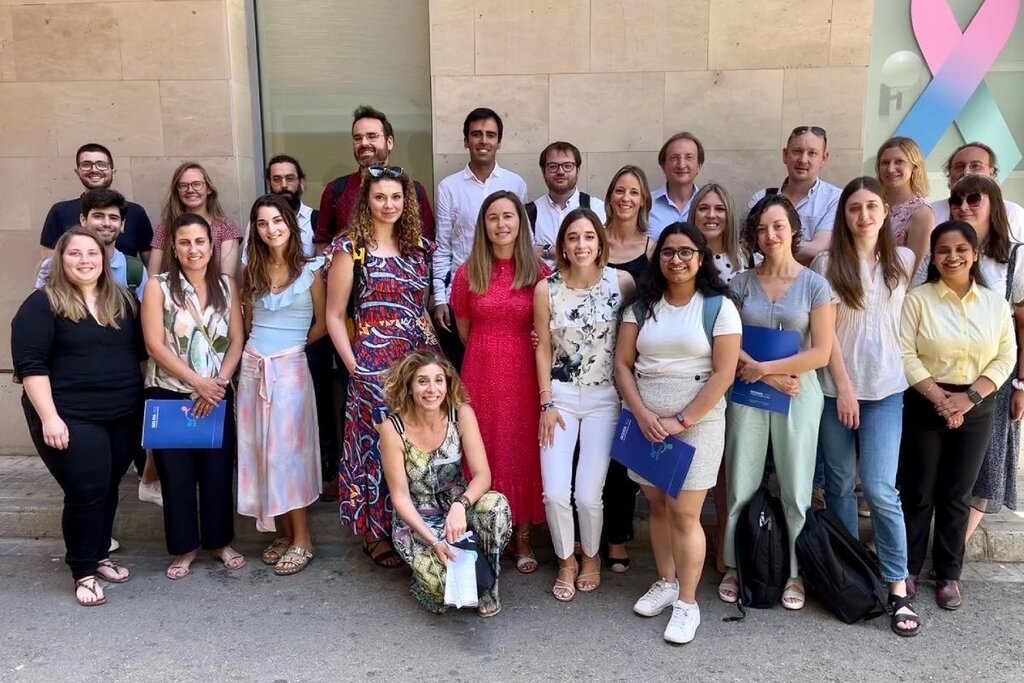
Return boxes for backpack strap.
[579,192,591,209]
[310,208,320,234]
[765,187,779,197]
[525,201,538,234]
[125,255,144,292]
[702,295,723,348]
[326,174,352,238]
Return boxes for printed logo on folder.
[610,408,695,497]
[142,399,226,449]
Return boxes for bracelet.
[540,400,556,412]
[539,388,552,396]
[214,376,229,387]
[454,494,472,509]
[676,412,693,429]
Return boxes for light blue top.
[248,257,324,356]
[747,178,842,242]
[649,184,700,239]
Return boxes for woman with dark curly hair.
[615,222,741,643]
[718,195,834,610]
[324,166,441,568]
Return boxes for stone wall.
[0,0,257,452]
[428,0,873,204]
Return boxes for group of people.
[11,104,1023,647]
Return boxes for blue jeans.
[819,392,908,583]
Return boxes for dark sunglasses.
[948,192,983,209]
[367,165,404,179]
[789,125,828,142]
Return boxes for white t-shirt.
[623,293,742,377]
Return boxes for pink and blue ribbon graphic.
[894,0,1021,180]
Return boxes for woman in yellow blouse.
[898,220,1016,611]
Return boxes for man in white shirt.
[649,132,704,239]
[930,142,1024,241]
[748,125,841,265]
[242,154,317,262]
[528,141,606,266]
[432,107,528,366]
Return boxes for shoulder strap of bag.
[765,187,779,197]
[525,201,538,234]
[326,174,352,238]
[1005,243,1020,301]
[702,294,723,348]
[630,299,648,333]
[580,192,591,209]
[125,255,144,291]
[182,285,227,376]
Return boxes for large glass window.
[254,1,433,207]
[864,0,1023,201]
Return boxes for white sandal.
[782,578,805,610]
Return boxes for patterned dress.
[451,258,549,525]
[889,196,929,247]
[389,409,512,613]
[325,236,441,538]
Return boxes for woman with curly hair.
[324,166,441,568]
[379,351,512,616]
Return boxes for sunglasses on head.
[948,192,983,209]
[367,165,404,179]
[790,125,827,142]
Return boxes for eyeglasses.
[176,180,207,193]
[659,247,699,262]
[789,125,828,143]
[544,162,577,173]
[367,165,403,178]
[949,192,983,209]
[78,161,111,171]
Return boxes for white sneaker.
[633,579,679,617]
[109,537,120,553]
[138,480,163,506]
[664,600,701,644]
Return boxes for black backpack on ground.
[795,508,889,624]
[733,486,788,612]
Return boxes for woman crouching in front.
[378,351,512,617]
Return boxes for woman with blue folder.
[719,195,834,611]
[614,222,741,644]
[141,213,246,580]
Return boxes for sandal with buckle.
[274,545,314,576]
[718,569,739,603]
[74,576,106,607]
[553,560,578,602]
[363,537,403,568]
[96,559,131,584]
[262,537,293,565]
[782,578,805,610]
[214,546,246,571]
[576,554,601,592]
[514,530,538,574]
[888,593,922,637]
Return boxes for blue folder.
[730,325,802,414]
[610,408,696,497]
[141,399,226,449]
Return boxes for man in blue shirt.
[39,143,153,262]
[649,132,705,239]
[748,126,841,265]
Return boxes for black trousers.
[306,335,340,483]
[147,387,236,556]
[23,394,138,580]
[601,460,638,545]
[898,387,995,580]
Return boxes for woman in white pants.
[534,208,634,601]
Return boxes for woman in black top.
[12,227,145,607]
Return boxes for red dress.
[451,257,549,525]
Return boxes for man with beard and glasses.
[242,154,317,261]
[313,105,435,250]
[930,141,1024,241]
[40,143,153,262]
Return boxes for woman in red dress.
[451,190,549,573]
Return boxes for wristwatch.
[541,243,552,259]
[966,387,984,405]
[1012,378,1024,391]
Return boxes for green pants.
[723,371,823,577]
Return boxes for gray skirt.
[971,377,1020,513]
[629,372,726,491]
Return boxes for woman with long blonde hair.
[323,166,440,568]
[451,190,549,573]
[148,161,242,278]
[876,136,934,273]
[13,227,145,606]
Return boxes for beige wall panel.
[474,0,590,75]
[229,79,254,158]
[131,156,243,227]
[27,156,86,231]
[549,72,664,153]
[431,152,544,206]
[0,229,43,371]
[0,158,31,232]
[235,155,257,225]
[161,80,233,157]
[584,151,664,199]
[698,149,785,212]
[0,83,57,156]
[432,75,549,155]
[0,6,15,81]
[225,0,249,83]
[118,1,229,80]
[829,0,874,67]
[820,147,865,190]
[56,81,164,157]
[590,0,709,73]
[429,0,475,76]
[781,67,868,150]
[708,0,832,70]
[11,3,121,81]
[664,69,784,152]
[0,375,32,453]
